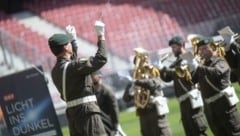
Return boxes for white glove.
[94,20,105,36]
[230,33,240,47]
[154,59,164,70]
[221,34,232,51]
[189,58,199,71]
[126,75,135,83]
[66,25,77,40]
[181,59,188,66]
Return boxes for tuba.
[132,47,160,109]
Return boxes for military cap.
[169,36,184,46]
[48,34,70,47]
[196,37,213,47]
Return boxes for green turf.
[62,83,240,136]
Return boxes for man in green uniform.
[158,36,208,136]
[190,37,240,136]
[223,34,240,85]
[92,71,126,136]
[123,77,172,136]
[48,21,107,136]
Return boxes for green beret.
[196,37,213,47]
[48,34,70,47]
[169,36,184,46]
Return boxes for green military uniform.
[95,83,119,136]
[192,55,240,136]
[49,34,107,136]
[123,78,172,136]
[192,38,240,136]
[159,36,208,136]
[161,58,208,136]
[225,43,240,84]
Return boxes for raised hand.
[65,25,77,41]
[94,20,105,36]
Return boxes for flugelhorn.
[176,52,195,81]
[187,34,203,56]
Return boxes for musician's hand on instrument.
[231,33,240,47]
[153,59,164,70]
[188,58,199,71]
[125,75,135,84]
[180,59,188,66]
[125,82,134,96]
[134,79,147,90]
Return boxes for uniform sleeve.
[197,58,230,78]
[191,69,199,84]
[68,39,107,75]
[233,45,240,84]
[123,82,134,102]
[70,40,78,60]
[135,78,162,93]
[105,88,119,131]
[160,67,175,82]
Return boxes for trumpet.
[175,34,206,81]
[175,61,191,81]
[175,52,194,82]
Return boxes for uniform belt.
[178,93,190,103]
[205,89,227,104]
[67,95,97,108]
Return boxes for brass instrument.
[133,47,160,109]
[187,34,203,56]
[175,60,191,81]
[174,34,204,81]
[188,33,226,57]
[211,35,226,57]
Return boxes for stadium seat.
[0,11,53,71]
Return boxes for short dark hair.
[49,45,64,56]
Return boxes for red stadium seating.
[23,0,240,60]
[0,11,54,71]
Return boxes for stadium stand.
[0,10,54,71]
[0,0,240,130]
[23,0,240,60]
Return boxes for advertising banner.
[0,66,63,136]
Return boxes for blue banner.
[0,66,63,136]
